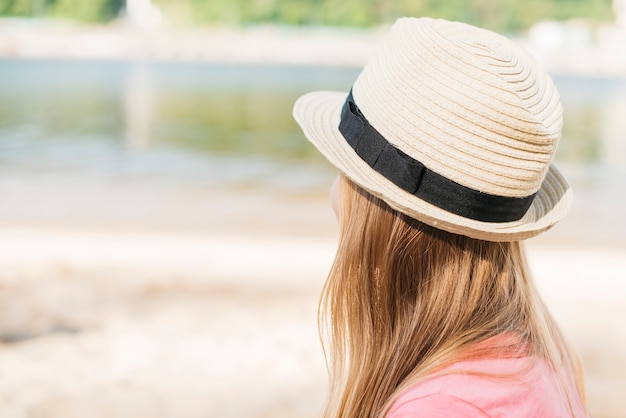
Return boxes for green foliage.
[155,0,615,30]
[0,0,37,16]
[0,0,124,21]
[0,0,616,30]
[47,0,124,22]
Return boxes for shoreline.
[1,18,626,77]
[0,19,381,67]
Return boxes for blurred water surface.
[0,60,354,189]
[1,59,625,173]
[0,59,625,241]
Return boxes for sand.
[0,191,624,417]
[0,227,329,418]
[0,163,625,418]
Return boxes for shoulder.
[387,392,490,418]
[385,370,495,418]
[386,356,585,418]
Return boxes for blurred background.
[0,1,625,417]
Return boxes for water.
[0,59,360,190]
[1,59,625,178]
[0,59,625,242]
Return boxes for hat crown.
[352,17,563,198]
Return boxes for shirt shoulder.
[386,356,587,418]
[387,392,490,418]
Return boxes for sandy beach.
[0,174,625,418]
[0,231,625,418]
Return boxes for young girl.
[293,17,589,417]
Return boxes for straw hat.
[293,17,572,241]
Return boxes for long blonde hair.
[319,175,587,417]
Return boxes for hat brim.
[293,90,572,242]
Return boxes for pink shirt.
[386,355,588,417]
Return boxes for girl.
[293,17,589,417]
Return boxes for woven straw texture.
[293,17,572,241]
